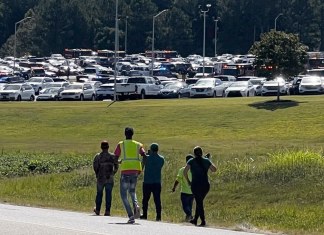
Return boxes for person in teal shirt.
[140,143,165,221]
[172,154,194,221]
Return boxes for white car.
[0,83,35,101]
[27,77,54,94]
[42,82,70,91]
[299,76,323,94]
[224,81,255,97]
[96,77,128,100]
[189,78,223,97]
[249,77,267,96]
[60,83,96,101]
[261,78,288,96]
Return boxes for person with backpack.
[183,146,217,227]
[172,154,194,222]
[93,140,119,216]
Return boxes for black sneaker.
[93,207,100,216]
[127,216,135,224]
[104,211,110,216]
[140,215,147,220]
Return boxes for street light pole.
[113,0,119,101]
[199,4,211,77]
[151,9,168,77]
[274,13,283,31]
[14,16,32,70]
[213,17,220,58]
[125,16,128,53]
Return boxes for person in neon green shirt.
[172,154,194,221]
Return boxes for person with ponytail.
[183,146,216,226]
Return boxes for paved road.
[0,203,267,235]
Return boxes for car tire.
[80,94,84,101]
[30,95,35,101]
[16,95,22,101]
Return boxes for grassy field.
[0,96,323,235]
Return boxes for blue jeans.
[120,174,139,217]
[95,182,114,212]
[181,192,194,217]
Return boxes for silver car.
[60,83,96,101]
[0,83,35,101]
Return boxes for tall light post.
[14,16,32,70]
[274,13,283,31]
[113,0,119,101]
[199,4,211,77]
[151,9,168,76]
[125,16,128,53]
[213,17,220,58]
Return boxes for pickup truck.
[115,76,162,99]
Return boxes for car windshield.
[66,84,83,89]
[196,79,214,86]
[29,78,43,82]
[302,77,321,83]
[46,83,61,87]
[249,79,263,85]
[4,85,20,90]
[230,82,248,87]
[164,83,183,89]
[42,88,59,94]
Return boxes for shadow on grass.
[248,99,306,111]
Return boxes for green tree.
[249,30,308,78]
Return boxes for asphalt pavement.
[0,203,270,235]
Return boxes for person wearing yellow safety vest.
[114,127,147,224]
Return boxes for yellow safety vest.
[119,140,143,172]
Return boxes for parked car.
[96,77,128,100]
[36,87,64,101]
[299,76,323,94]
[248,77,267,96]
[214,75,236,82]
[60,83,96,101]
[224,81,255,97]
[0,83,35,101]
[261,78,289,96]
[189,78,223,97]
[26,77,54,94]
[42,82,70,90]
[158,81,190,98]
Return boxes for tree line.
[0,0,323,57]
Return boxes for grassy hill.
[0,96,323,235]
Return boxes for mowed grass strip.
[0,96,324,235]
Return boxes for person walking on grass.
[93,140,119,216]
[114,127,147,224]
[171,154,194,222]
[140,143,165,221]
[184,146,216,227]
